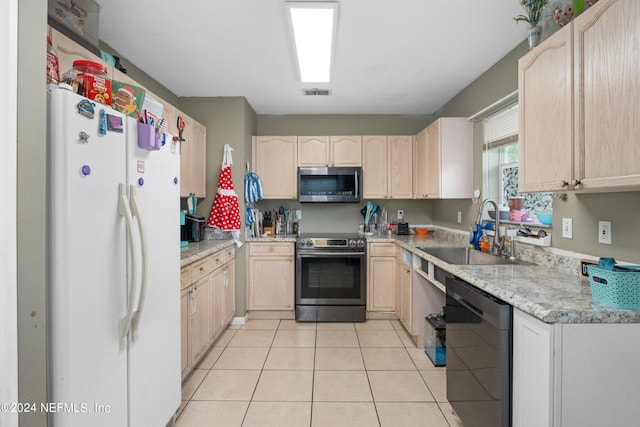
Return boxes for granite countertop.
[180,239,235,267]
[369,234,640,325]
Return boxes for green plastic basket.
[587,265,640,310]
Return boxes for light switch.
[562,217,573,239]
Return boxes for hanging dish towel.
[208,144,243,247]
[244,170,263,205]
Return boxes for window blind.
[483,103,518,149]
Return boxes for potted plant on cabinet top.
[514,0,548,49]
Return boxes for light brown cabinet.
[298,135,362,167]
[519,0,640,192]
[50,27,106,79]
[362,136,388,199]
[397,263,413,332]
[414,118,473,199]
[362,136,413,199]
[247,242,295,311]
[518,24,574,192]
[179,115,207,198]
[255,136,298,199]
[180,245,235,380]
[188,276,210,365]
[367,243,397,312]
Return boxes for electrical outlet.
[598,220,612,244]
[562,217,573,239]
[295,209,302,219]
[397,210,404,221]
[457,211,462,224]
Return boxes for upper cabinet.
[574,0,640,190]
[414,118,473,199]
[183,118,207,198]
[298,136,362,166]
[50,27,106,78]
[388,136,414,198]
[519,0,640,192]
[362,136,388,199]
[518,23,574,192]
[363,136,413,199]
[255,136,298,199]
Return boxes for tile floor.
[176,319,464,427]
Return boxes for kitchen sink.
[416,246,531,265]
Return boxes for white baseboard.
[230,315,247,326]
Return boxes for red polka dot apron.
[208,144,242,246]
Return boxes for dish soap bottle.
[480,235,490,253]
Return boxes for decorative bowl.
[537,213,553,225]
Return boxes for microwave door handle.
[355,170,359,198]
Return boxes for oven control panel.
[297,237,365,250]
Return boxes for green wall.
[17,0,47,425]
[179,97,257,316]
[258,114,432,136]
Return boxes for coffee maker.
[182,213,205,242]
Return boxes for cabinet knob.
[560,180,569,187]
[216,258,220,262]
[269,247,274,252]
[571,179,581,187]
[199,267,204,272]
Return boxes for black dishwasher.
[445,275,512,427]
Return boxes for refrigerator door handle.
[129,185,148,343]
[118,183,140,350]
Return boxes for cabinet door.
[413,129,429,199]
[518,27,574,192]
[248,256,294,310]
[388,136,414,198]
[50,28,108,80]
[298,136,329,166]
[574,0,640,190]
[179,117,192,197]
[399,264,412,331]
[190,121,207,198]
[512,309,553,427]
[255,136,298,199]
[223,262,236,325]
[363,136,388,199]
[330,136,362,166]
[189,278,210,365]
[209,268,225,343]
[180,288,190,378]
[425,121,441,198]
[367,257,396,312]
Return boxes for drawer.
[190,253,219,282]
[250,242,294,256]
[368,242,396,257]
[180,266,191,290]
[223,246,235,262]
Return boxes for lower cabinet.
[247,242,295,311]
[513,308,640,426]
[367,243,397,312]
[180,245,236,380]
[398,262,412,332]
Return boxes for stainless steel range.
[295,233,366,322]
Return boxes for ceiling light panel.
[286,2,338,83]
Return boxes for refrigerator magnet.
[106,114,124,132]
[76,99,96,119]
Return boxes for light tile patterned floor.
[176,319,464,427]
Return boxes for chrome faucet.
[475,199,504,256]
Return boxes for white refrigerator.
[47,86,181,426]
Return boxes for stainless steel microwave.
[298,167,362,203]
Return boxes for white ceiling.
[99,0,529,115]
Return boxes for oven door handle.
[297,251,365,257]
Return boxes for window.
[482,102,552,223]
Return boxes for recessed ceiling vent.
[303,88,332,96]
